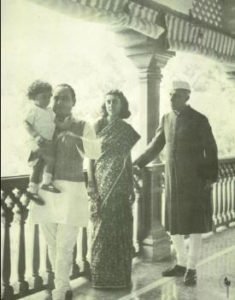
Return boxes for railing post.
[227,161,235,226]
[1,192,14,300]
[212,183,218,232]
[224,164,230,226]
[227,163,234,224]
[12,189,29,296]
[230,163,235,223]
[216,167,224,229]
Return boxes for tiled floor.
[22,227,235,300]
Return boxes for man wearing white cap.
[133,80,218,286]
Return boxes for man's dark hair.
[56,83,76,104]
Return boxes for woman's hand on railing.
[132,165,143,195]
[132,165,142,178]
[204,179,213,191]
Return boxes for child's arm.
[24,106,46,145]
[24,120,44,145]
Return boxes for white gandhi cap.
[172,80,191,92]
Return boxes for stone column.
[114,28,175,260]
[126,48,174,145]
[124,39,174,261]
[133,56,159,145]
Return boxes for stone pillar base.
[142,231,172,262]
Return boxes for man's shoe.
[26,191,45,205]
[184,269,197,286]
[41,183,61,193]
[162,265,186,277]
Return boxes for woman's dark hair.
[27,80,52,100]
[56,83,76,104]
[101,89,131,119]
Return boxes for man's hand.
[63,116,74,128]
[87,182,99,200]
[55,116,74,130]
[35,135,45,146]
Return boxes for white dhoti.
[29,180,89,227]
[29,180,89,300]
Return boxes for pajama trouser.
[40,223,78,299]
[171,234,202,269]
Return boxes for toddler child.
[24,80,60,204]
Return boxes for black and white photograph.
[1,0,235,299]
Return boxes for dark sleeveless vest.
[53,119,86,182]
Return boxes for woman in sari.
[88,90,140,289]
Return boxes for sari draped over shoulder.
[91,118,140,289]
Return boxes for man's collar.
[173,110,180,116]
[56,113,72,121]
[173,105,190,116]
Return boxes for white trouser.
[171,234,202,270]
[41,223,78,299]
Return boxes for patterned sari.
[91,118,140,288]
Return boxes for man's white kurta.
[29,121,101,226]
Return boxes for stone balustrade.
[1,157,235,298]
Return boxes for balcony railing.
[1,175,88,299]
[134,156,235,243]
[1,157,235,299]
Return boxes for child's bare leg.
[41,156,61,193]
[27,158,45,205]
[42,159,54,185]
[28,158,44,193]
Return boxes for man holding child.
[27,82,99,300]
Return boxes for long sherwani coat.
[135,106,218,234]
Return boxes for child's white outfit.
[25,104,55,193]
